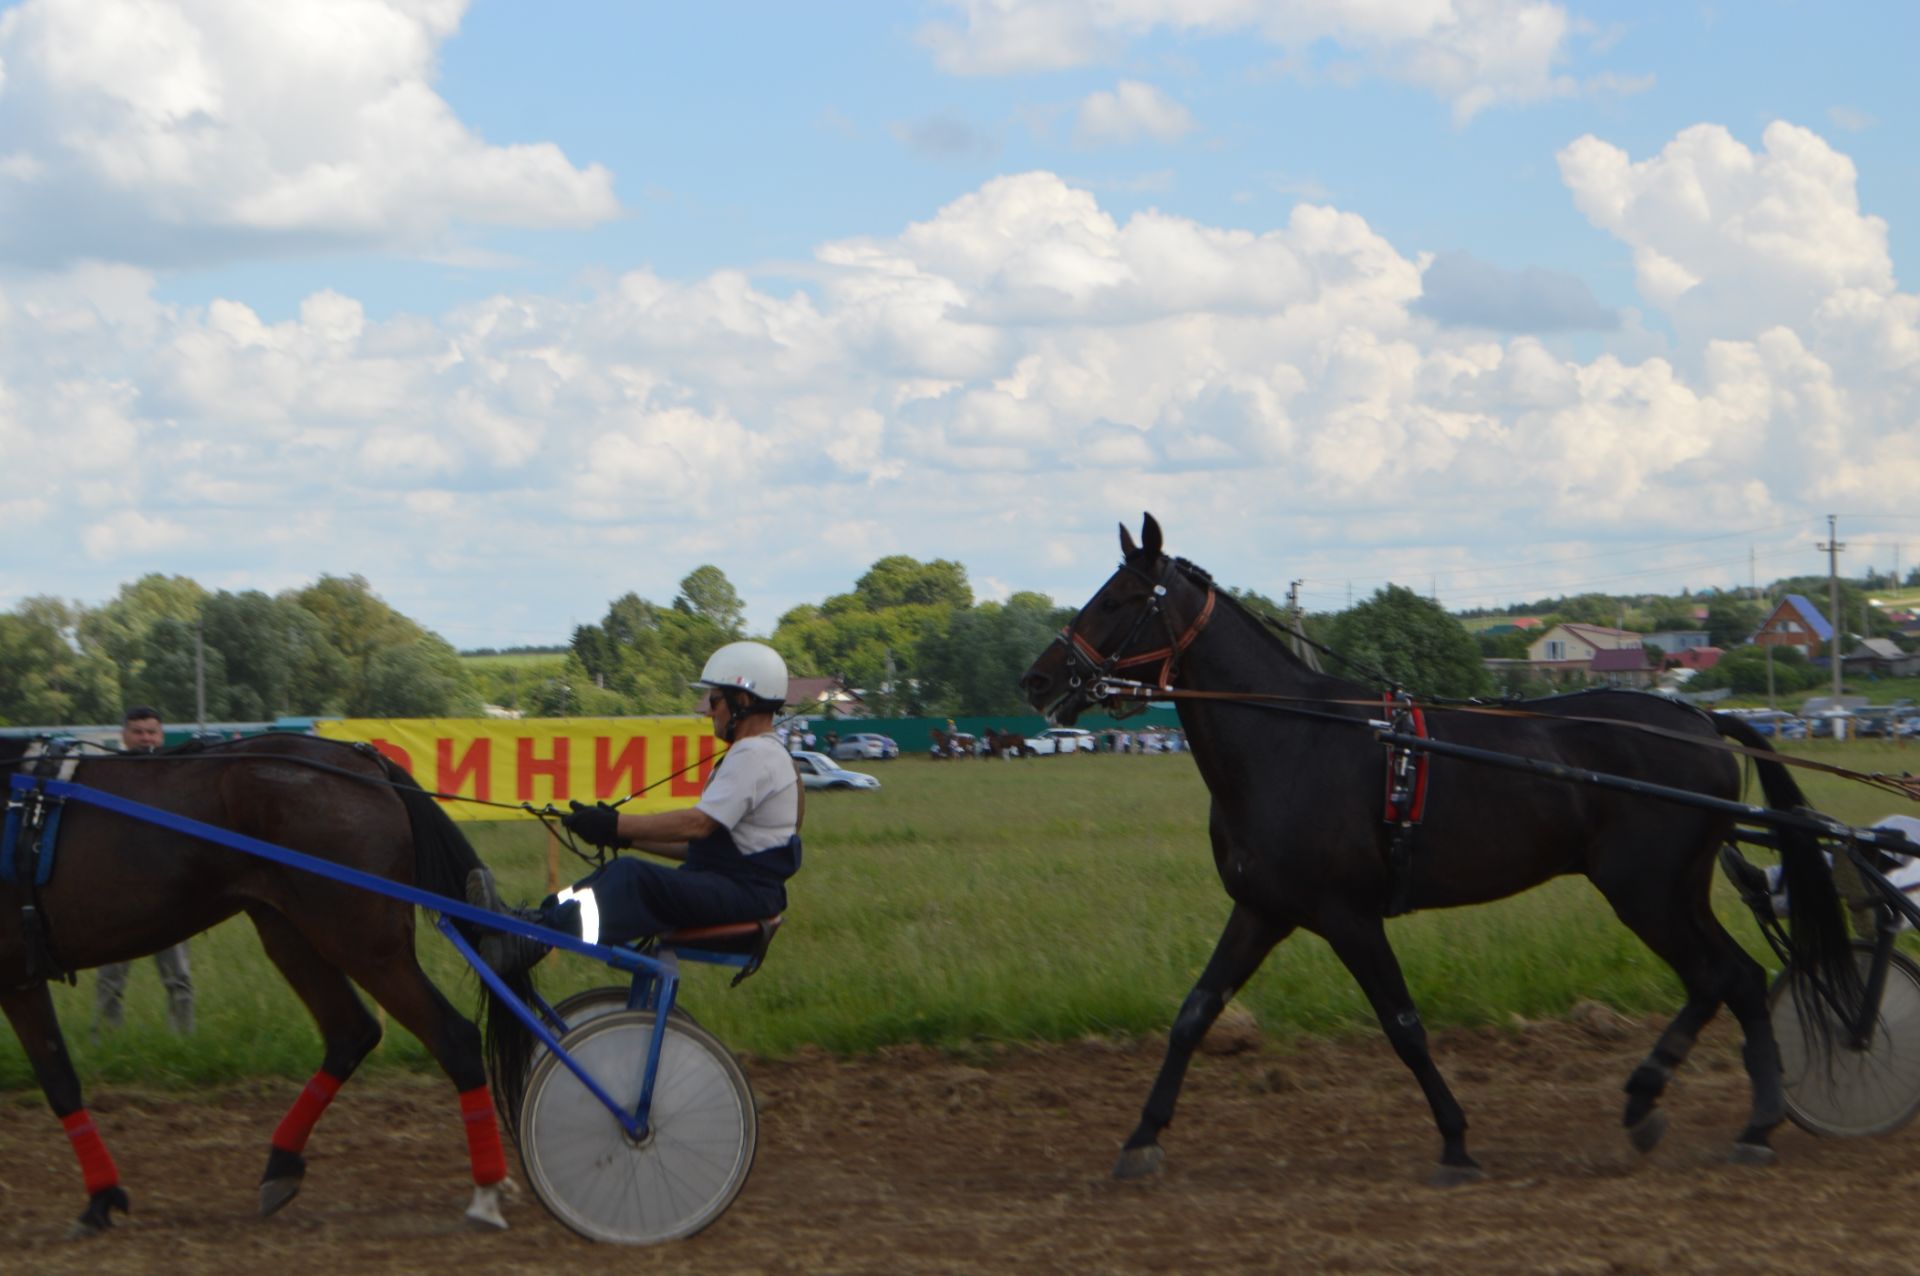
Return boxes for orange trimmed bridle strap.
[1062,585,1217,691]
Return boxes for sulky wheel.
[517,1009,757,1244]
[1771,942,1920,1137]
[549,985,700,1032]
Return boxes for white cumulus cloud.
[922,0,1593,123]
[5,121,1917,640]
[0,0,618,267]
[1074,81,1196,147]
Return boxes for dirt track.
[5,1014,1920,1275]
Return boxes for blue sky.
[4,0,1917,647]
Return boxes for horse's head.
[1019,513,1215,724]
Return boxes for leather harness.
[2,740,80,985]
[1056,560,1433,915]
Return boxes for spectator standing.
[95,707,195,1036]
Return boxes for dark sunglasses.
[706,691,727,708]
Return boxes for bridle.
[1052,556,1217,703]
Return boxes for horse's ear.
[1119,521,1138,557]
[1141,513,1163,559]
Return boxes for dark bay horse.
[1020,515,1859,1183]
[0,733,535,1235]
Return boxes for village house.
[1523,623,1653,687]
[1843,638,1920,679]
[1753,594,1835,659]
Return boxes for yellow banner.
[316,717,720,821]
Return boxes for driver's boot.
[465,868,553,977]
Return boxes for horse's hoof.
[1627,1109,1669,1155]
[1112,1144,1165,1180]
[1430,1162,1486,1188]
[259,1176,303,1217]
[465,1182,510,1230]
[1728,1140,1777,1167]
[69,1186,130,1238]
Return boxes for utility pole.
[1286,579,1321,671]
[1818,514,1845,702]
[194,618,207,734]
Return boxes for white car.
[831,732,899,761]
[792,750,881,791]
[1023,726,1095,755]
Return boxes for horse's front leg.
[1320,910,1479,1184]
[1116,902,1290,1178]
[0,982,131,1235]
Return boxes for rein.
[1065,560,1919,804]
[1093,680,1920,803]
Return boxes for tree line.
[4,559,1908,728]
[0,574,477,726]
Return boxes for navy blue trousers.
[543,856,785,947]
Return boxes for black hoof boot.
[260,1146,307,1216]
[70,1186,130,1238]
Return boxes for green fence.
[785,709,1182,754]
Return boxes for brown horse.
[1020,515,1859,1183]
[0,733,534,1236]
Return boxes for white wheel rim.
[521,1012,755,1244]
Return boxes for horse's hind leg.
[348,950,513,1229]
[247,908,383,1216]
[1116,902,1289,1178]
[1593,863,1776,1160]
[1319,911,1479,1185]
[0,983,130,1235]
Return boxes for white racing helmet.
[691,641,789,708]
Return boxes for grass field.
[9,738,1920,1091]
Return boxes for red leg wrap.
[459,1086,507,1186]
[61,1109,120,1196]
[272,1069,345,1154]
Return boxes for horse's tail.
[386,766,536,1135]
[1712,713,1864,1024]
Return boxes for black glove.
[563,800,630,849]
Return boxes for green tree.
[359,636,484,717]
[78,574,208,687]
[1544,593,1624,628]
[126,616,232,722]
[1704,598,1767,648]
[919,592,1071,714]
[201,590,350,718]
[1327,585,1492,698]
[1691,644,1820,695]
[673,566,746,637]
[285,575,430,712]
[0,598,121,725]
[571,593,725,714]
[838,556,973,612]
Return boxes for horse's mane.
[1168,557,1372,695]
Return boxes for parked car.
[792,750,881,791]
[1023,726,1095,755]
[831,732,899,761]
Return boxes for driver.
[467,641,802,974]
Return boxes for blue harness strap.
[0,797,23,883]
[32,798,63,887]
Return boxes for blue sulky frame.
[8,772,695,1141]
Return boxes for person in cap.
[467,641,802,974]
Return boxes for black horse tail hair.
[1713,713,1865,1031]
[384,763,536,1136]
